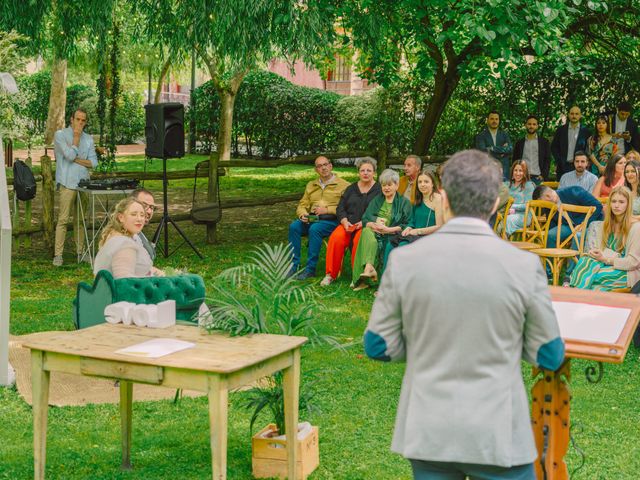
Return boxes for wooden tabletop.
[22,324,308,374]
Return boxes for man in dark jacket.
[611,101,640,154]
[551,106,591,179]
[513,115,552,183]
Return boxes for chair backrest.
[555,203,596,253]
[597,196,608,206]
[493,196,514,239]
[541,181,559,189]
[521,200,558,246]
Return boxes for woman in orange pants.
[321,157,381,286]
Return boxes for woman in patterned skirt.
[570,186,640,291]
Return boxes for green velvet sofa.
[73,270,206,329]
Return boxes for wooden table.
[23,324,307,480]
[532,287,640,479]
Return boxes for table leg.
[531,359,571,480]
[32,350,50,480]
[282,348,301,480]
[208,375,228,480]
[120,380,133,469]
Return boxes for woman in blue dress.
[399,170,443,243]
[504,160,535,237]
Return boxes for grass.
[2,157,640,479]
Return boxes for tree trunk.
[40,154,55,254]
[216,91,236,162]
[413,67,461,156]
[154,57,172,104]
[44,57,68,145]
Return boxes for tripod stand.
[152,156,203,259]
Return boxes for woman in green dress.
[352,169,411,291]
[587,114,618,176]
[399,170,443,244]
[570,185,640,291]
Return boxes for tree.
[0,0,116,143]
[134,0,336,242]
[341,0,640,155]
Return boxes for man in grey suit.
[132,188,156,261]
[364,149,565,479]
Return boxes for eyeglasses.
[315,163,331,169]
[141,202,157,211]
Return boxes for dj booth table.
[76,187,135,267]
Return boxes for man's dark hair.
[487,110,500,118]
[441,150,501,220]
[532,184,550,200]
[132,187,154,200]
[72,108,88,119]
[618,101,633,112]
[526,114,538,123]
[573,150,588,161]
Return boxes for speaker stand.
[152,157,203,259]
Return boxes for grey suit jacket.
[135,231,156,261]
[364,217,564,467]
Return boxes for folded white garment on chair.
[131,304,157,327]
[104,302,135,325]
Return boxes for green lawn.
[2,160,639,479]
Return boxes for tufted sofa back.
[74,270,206,329]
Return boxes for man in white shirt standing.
[53,109,98,266]
[551,106,591,180]
[513,115,551,184]
[558,151,598,192]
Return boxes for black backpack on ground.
[13,159,37,201]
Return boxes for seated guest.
[592,153,626,198]
[288,156,349,280]
[504,160,535,237]
[624,160,640,216]
[398,154,422,203]
[398,170,443,244]
[320,157,381,287]
[131,188,157,260]
[533,184,604,283]
[93,198,164,279]
[570,186,640,291]
[351,169,411,291]
[558,151,598,192]
[627,149,640,162]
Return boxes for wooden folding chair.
[531,204,596,285]
[509,200,558,250]
[541,181,559,189]
[493,197,514,239]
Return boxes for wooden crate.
[252,424,319,479]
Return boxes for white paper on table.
[115,338,195,358]
[552,301,631,344]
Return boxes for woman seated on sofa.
[321,157,381,287]
[351,168,411,291]
[93,198,164,279]
[398,170,443,244]
[570,185,640,291]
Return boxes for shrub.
[114,91,145,144]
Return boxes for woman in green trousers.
[352,169,412,290]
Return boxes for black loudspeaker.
[144,103,185,158]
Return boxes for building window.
[327,55,350,82]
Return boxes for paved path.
[11,144,146,165]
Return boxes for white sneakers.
[52,255,63,267]
[320,274,334,287]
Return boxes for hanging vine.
[107,20,120,167]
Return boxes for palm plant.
[200,242,339,435]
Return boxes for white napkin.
[148,300,176,329]
[131,305,157,327]
[104,302,135,325]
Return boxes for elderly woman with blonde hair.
[351,168,412,291]
[93,197,164,279]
